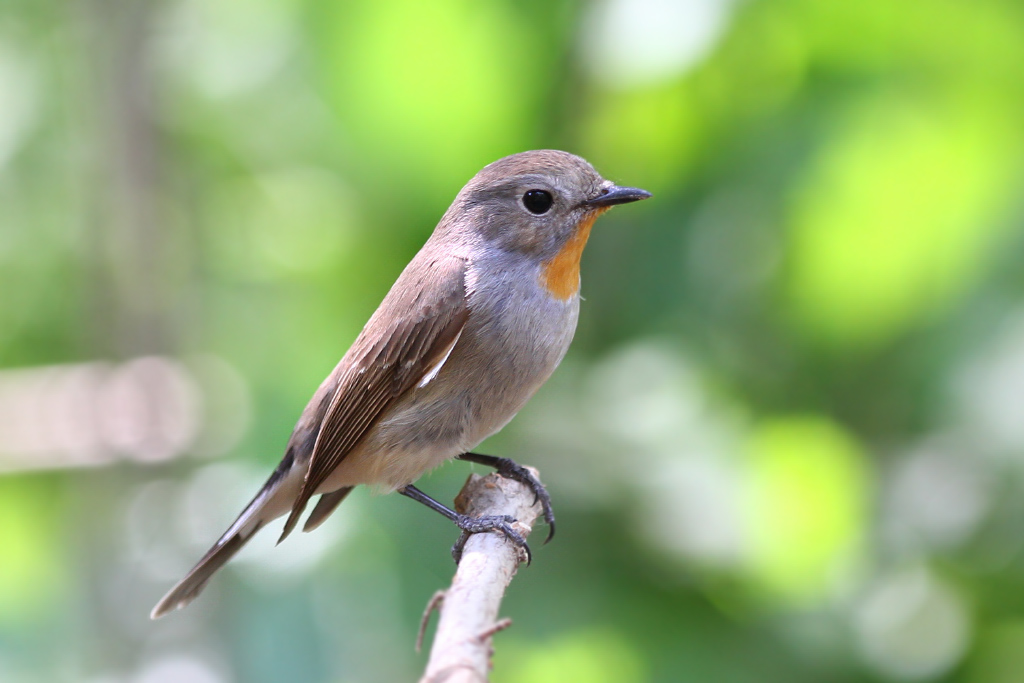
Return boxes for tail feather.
[277,498,308,546]
[303,487,354,533]
[151,455,303,619]
[151,454,357,618]
[150,524,259,619]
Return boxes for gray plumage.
[151,150,649,618]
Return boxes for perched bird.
[151,150,650,618]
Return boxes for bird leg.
[398,484,531,565]
[456,452,556,544]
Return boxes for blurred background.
[2,0,1024,681]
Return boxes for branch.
[419,470,544,683]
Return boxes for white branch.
[419,470,544,683]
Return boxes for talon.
[493,462,555,545]
[451,532,471,564]
[451,513,531,565]
[455,453,557,550]
[401,483,537,565]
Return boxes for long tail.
[151,455,304,619]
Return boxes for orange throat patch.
[540,209,607,300]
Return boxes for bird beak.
[584,184,653,209]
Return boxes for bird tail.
[150,455,302,619]
[149,527,254,619]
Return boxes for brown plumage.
[151,150,650,619]
[280,255,470,541]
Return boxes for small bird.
[151,150,650,618]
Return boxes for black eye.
[522,189,553,215]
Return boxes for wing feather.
[278,254,469,541]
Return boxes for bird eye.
[522,189,553,215]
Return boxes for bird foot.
[451,513,531,565]
[457,453,556,544]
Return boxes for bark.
[419,470,544,683]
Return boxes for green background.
[2,0,1024,681]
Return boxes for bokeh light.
[2,0,1024,681]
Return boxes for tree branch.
[419,469,544,683]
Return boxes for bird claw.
[451,514,532,566]
[489,458,556,544]
[456,453,557,544]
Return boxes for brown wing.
[278,253,469,541]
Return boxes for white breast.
[324,252,581,492]
[458,253,581,443]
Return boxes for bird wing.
[278,253,469,541]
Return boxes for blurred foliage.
[2,0,1024,681]
[742,415,869,604]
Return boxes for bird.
[151,149,651,619]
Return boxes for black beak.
[584,184,652,208]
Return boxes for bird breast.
[334,252,580,491]
[427,252,580,443]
